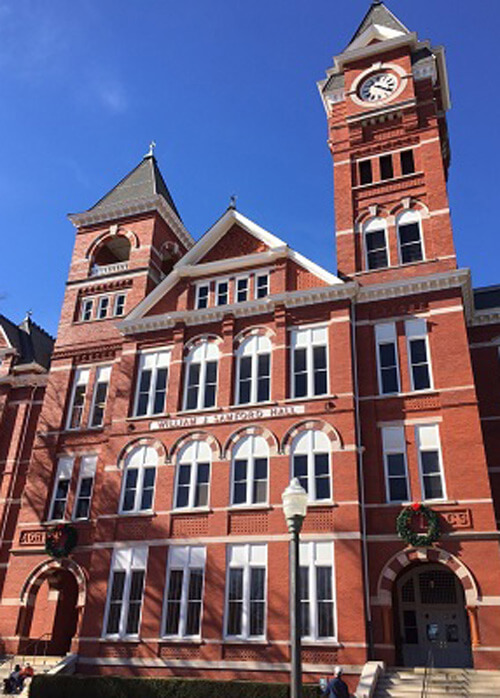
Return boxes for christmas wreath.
[45,523,78,559]
[396,503,440,547]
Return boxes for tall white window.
[397,210,424,264]
[80,298,93,322]
[216,279,229,306]
[375,323,400,395]
[231,435,268,507]
[291,430,331,502]
[120,445,158,514]
[255,272,269,299]
[89,365,111,428]
[97,296,110,319]
[174,441,211,510]
[134,350,170,417]
[196,283,210,310]
[104,546,148,638]
[114,293,126,317]
[73,455,97,520]
[183,341,219,411]
[66,367,90,430]
[236,276,249,303]
[163,547,206,638]
[382,426,410,503]
[364,217,389,270]
[236,335,271,405]
[49,456,75,520]
[406,318,432,391]
[225,544,266,640]
[416,425,446,501]
[291,325,328,399]
[299,542,336,640]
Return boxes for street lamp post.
[282,478,308,698]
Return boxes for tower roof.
[0,313,54,372]
[87,152,181,220]
[347,1,409,49]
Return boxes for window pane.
[423,474,443,500]
[379,343,396,367]
[165,569,183,635]
[227,569,243,635]
[249,568,265,636]
[204,361,218,408]
[293,455,308,493]
[402,242,423,264]
[400,150,415,175]
[315,454,330,500]
[313,345,327,395]
[233,459,247,504]
[387,453,406,476]
[380,154,393,180]
[106,570,125,634]
[153,368,168,413]
[359,160,372,185]
[421,451,440,474]
[381,368,399,393]
[413,365,431,390]
[140,467,156,510]
[366,230,385,252]
[91,381,108,427]
[389,477,409,502]
[293,347,307,398]
[185,568,204,635]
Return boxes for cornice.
[469,310,500,327]
[0,373,48,388]
[52,342,122,362]
[68,195,194,251]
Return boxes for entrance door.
[397,564,473,668]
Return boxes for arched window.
[174,440,211,510]
[231,435,269,507]
[363,217,389,270]
[235,335,271,405]
[183,341,219,411]
[397,210,424,264]
[291,430,331,502]
[120,445,158,514]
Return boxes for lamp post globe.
[282,478,308,698]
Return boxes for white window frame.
[375,322,401,395]
[235,335,271,405]
[80,298,94,322]
[103,546,148,639]
[299,541,337,642]
[397,209,425,265]
[235,275,250,303]
[216,278,230,306]
[363,217,390,271]
[224,544,267,641]
[405,318,433,392]
[48,456,75,521]
[416,424,447,502]
[72,455,97,520]
[114,293,126,317]
[291,325,329,399]
[97,295,110,319]
[66,367,90,430]
[195,283,210,310]
[382,426,410,503]
[230,435,269,507]
[162,546,206,639]
[183,341,219,411]
[133,349,171,417]
[254,271,270,299]
[291,429,332,503]
[88,364,111,428]
[119,445,158,515]
[174,440,211,511]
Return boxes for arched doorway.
[18,560,86,656]
[395,563,473,668]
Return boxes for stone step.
[374,667,500,698]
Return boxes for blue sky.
[0,0,498,336]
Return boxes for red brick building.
[1,1,500,687]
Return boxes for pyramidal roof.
[87,152,181,219]
[347,1,409,49]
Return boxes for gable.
[199,224,268,264]
[287,259,330,291]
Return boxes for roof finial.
[24,309,33,321]
[145,141,156,158]
[228,194,237,210]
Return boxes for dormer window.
[216,280,229,306]
[255,273,269,299]
[196,284,210,310]
[191,270,270,310]
[236,277,249,303]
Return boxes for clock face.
[359,72,398,103]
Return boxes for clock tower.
[318,1,456,284]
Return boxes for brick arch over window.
[233,325,276,347]
[184,334,223,354]
[85,227,140,260]
[170,431,222,462]
[389,198,430,219]
[223,425,279,459]
[20,558,87,609]
[281,420,343,455]
[117,438,167,468]
[355,205,391,228]
[376,548,478,606]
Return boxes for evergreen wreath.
[45,523,78,559]
[396,503,440,547]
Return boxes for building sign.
[150,404,306,431]
[19,529,46,546]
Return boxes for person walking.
[321,666,350,698]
